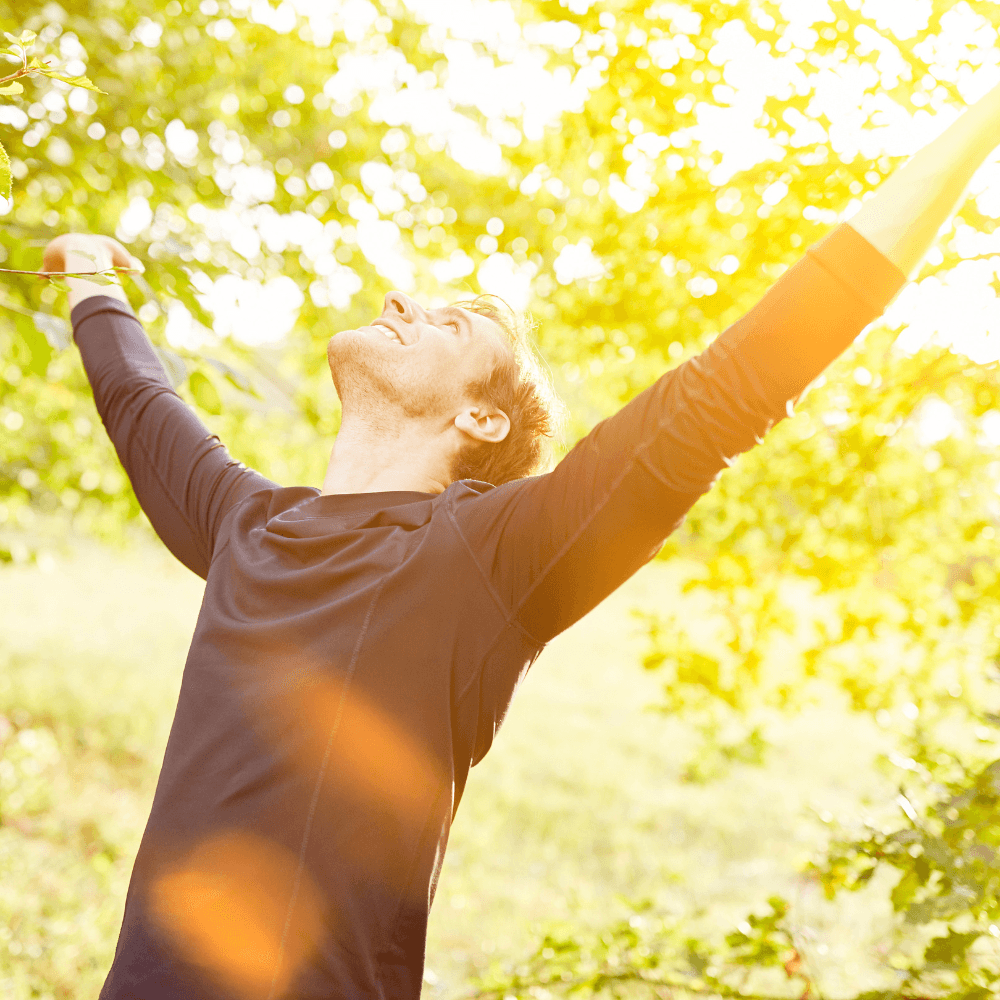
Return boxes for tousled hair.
[450,294,566,486]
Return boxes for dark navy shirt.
[73,223,905,1000]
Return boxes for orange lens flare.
[149,830,325,1000]
[291,676,444,821]
[247,661,448,901]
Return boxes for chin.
[327,327,366,362]
[326,333,340,370]
[328,329,398,399]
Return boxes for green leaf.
[2,31,26,45]
[188,370,223,415]
[0,137,9,201]
[13,312,53,376]
[82,271,124,286]
[57,257,125,283]
[39,70,105,94]
[17,30,36,45]
[923,929,981,966]
[0,81,24,95]
[891,870,922,911]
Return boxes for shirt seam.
[381,775,451,968]
[201,444,267,538]
[280,514,418,522]
[507,454,639,640]
[453,614,537,707]
[633,445,700,492]
[267,576,388,1000]
[444,497,542,652]
[208,483,261,564]
[448,451,668,663]
[805,244,883,316]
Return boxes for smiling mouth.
[371,322,404,345]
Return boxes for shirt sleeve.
[449,223,908,645]
[72,295,279,579]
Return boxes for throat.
[321,416,452,495]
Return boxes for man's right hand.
[41,233,141,313]
[41,232,139,277]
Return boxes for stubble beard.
[328,331,449,436]
[327,329,462,431]
[327,332,401,426]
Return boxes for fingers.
[98,235,143,272]
[40,233,144,275]
[40,233,70,274]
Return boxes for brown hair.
[450,294,566,486]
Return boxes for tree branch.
[0,266,137,279]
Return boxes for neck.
[320,411,455,496]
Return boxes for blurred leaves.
[469,897,813,1000]
[0,635,187,997]
[186,369,222,415]
[4,0,1000,997]
[0,136,9,199]
[31,309,69,350]
[472,744,1000,998]
[1,0,996,570]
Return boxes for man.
[42,76,1000,999]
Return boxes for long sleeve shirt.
[73,222,906,1000]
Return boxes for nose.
[383,291,417,321]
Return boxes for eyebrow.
[441,304,508,350]
[435,306,471,329]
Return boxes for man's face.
[327,292,510,427]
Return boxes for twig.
[0,38,30,86]
[0,266,138,278]
[0,67,31,87]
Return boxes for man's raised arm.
[848,81,1000,278]
[49,234,277,579]
[452,80,1000,651]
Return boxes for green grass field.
[0,533,905,998]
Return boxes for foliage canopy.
[5,0,1000,997]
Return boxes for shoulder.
[441,477,539,510]
[439,476,540,542]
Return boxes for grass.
[0,532,906,998]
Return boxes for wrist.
[66,253,129,313]
[44,233,136,315]
[848,86,1000,278]
[68,284,130,313]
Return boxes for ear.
[454,406,510,444]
